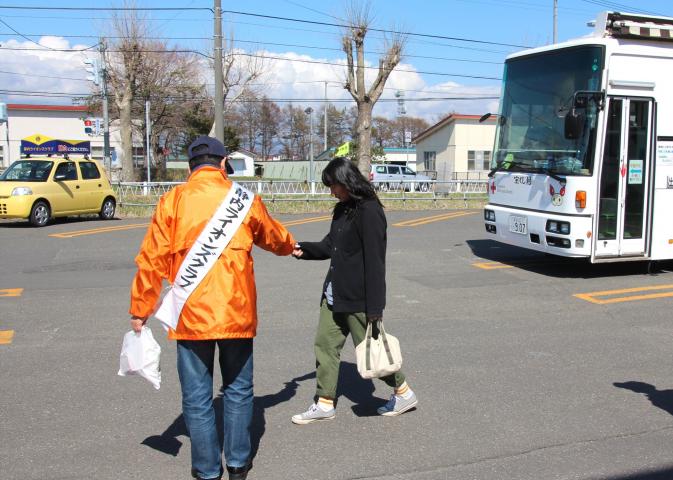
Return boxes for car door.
[78,160,105,210]
[50,161,82,214]
[386,165,402,190]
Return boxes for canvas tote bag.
[356,320,403,379]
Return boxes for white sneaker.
[291,402,336,425]
[377,391,418,416]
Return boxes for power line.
[0,32,504,65]
[0,88,499,103]
[0,69,90,82]
[232,52,502,80]
[0,17,97,51]
[0,4,532,49]
[0,45,501,80]
[579,0,669,17]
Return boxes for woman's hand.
[366,314,382,324]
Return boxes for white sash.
[154,182,254,331]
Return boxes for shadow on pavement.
[141,371,315,460]
[336,361,405,417]
[466,239,673,278]
[593,465,673,479]
[614,381,673,417]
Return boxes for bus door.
[594,97,653,258]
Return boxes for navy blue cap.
[187,135,228,161]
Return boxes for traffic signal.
[84,58,100,86]
[84,119,93,135]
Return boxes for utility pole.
[213,0,224,142]
[145,99,151,186]
[305,107,314,193]
[100,39,111,172]
[553,0,558,44]
[323,81,328,152]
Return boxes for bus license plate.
[509,215,527,235]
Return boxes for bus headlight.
[11,187,33,196]
[484,209,496,222]
[546,220,570,235]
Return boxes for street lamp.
[304,107,314,192]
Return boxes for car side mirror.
[564,109,585,140]
[54,173,66,181]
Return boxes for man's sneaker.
[291,402,336,424]
[377,391,418,416]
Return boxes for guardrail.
[116,179,488,208]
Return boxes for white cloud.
[0,38,501,123]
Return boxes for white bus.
[483,11,673,262]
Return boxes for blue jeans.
[177,339,253,480]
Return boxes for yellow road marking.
[0,330,14,345]
[282,215,332,227]
[0,288,23,297]
[49,223,149,238]
[574,284,673,304]
[393,211,475,227]
[472,262,515,270]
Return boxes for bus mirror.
[564,110,585,140]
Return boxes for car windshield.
[0,160,54,182]
[493,45,604,176]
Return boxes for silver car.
[369,164,432,192]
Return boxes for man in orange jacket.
[129,136,295,480]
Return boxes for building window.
[468,150,491,170]
[423,151,436,171]
[0,146,3,164]
[132,147,145,167]
[91,146,116,163]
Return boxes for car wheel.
[99,197,116,220]
[30,200,51,227]
[419,183,430,192]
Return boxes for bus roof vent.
[596,11,673,42]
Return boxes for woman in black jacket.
[291,157,417,425]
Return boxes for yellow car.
[0,157,117,227]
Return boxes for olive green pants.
[314,300,406,399]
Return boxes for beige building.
[0,103,134,170]
[412,114,497,181]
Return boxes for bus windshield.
[493,45,604,176]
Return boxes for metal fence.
[115,179,488,207]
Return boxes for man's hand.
[130,316,147,333]
[292,243,303,259]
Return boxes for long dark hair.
[321,157,382,206]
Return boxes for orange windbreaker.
[129,166,295,340]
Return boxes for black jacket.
[299,197,386,316]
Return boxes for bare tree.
[104,9,209,180]
[106,9,145,181]
[209,33,267,137]
[342,2,405,176]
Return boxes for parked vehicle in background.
[369,163,432,192]
[0,157,117,226]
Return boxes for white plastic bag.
[118,326,161,390]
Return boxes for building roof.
[412,113,497,144]
[8,104,89,112]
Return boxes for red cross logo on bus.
[490,181,496,194]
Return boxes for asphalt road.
[2,210,673,480]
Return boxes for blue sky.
[0,0,671,120]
